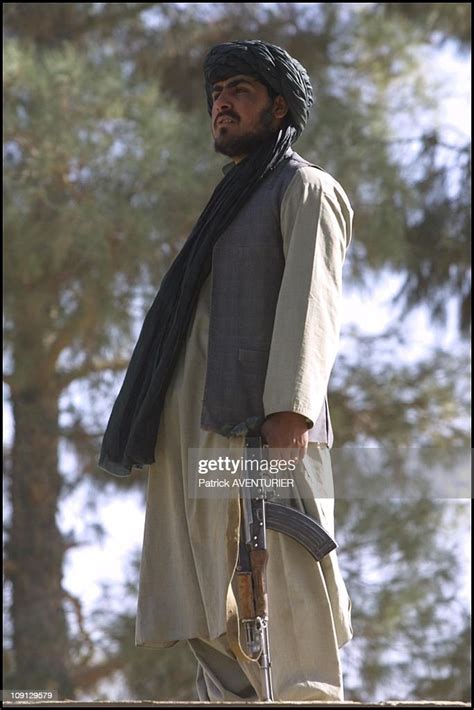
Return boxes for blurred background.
[3,2,471,703]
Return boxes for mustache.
[215,113,239,126]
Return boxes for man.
[99,40,353,701]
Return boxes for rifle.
[235,436,337,702]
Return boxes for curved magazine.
[265,501,337,562]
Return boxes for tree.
[3,2,470,701]
[329,331,470,700]
[3,29,219,696]
[379,2,471,51]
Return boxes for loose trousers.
[187,527,345,703]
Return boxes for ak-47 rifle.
[236,436,337,702]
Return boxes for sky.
[3,26,471,701]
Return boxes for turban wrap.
[204,40,314,141]
[99,41,314,476]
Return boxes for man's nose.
[213,91,233,114]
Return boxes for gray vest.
[200,149,333,446]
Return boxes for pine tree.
[3,3,470,701]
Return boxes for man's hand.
[260,411,310,462]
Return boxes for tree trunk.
[7,381,75,700]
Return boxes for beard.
[213,103,278,159]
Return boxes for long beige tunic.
[135,164,353,699]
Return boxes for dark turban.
[204,40,314,141]
[99,40,313,477]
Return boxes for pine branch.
[56,358,129,389]
[59,427,104,442]
[374,135,470,153]
[47,310,98,366]
[70,658,125,692]
[63,590,126,691]
[62,589,94,660]
[71,3,158,41]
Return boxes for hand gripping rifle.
[235,436,337,702]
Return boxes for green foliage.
[336,499,470,702]
[3,2,471,703]
[4,37,221,363]
[330,330,470,447]
[379,3,471,51]
[4,3,470,339]
[395,140,471,333]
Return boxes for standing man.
[99,40,353,701]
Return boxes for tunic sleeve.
[262,166,353,426]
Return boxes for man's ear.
[273,95,289,119]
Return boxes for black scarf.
[99,41,313,476]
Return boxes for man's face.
[210,74,288,163]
